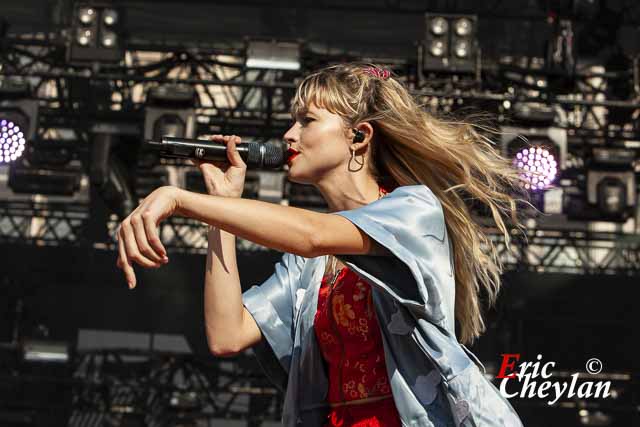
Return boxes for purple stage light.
[513,145,557,191]
[0,118,26,163]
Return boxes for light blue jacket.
[242,184,524,427]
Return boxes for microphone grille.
[246,142,262,166]
[262,143,285,169]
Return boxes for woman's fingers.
[117,233,137,288]
[226,135,247,168]
[130,213,164,265]
[120,220,161,269]
[115,187,177,289]
[142,211,168,262]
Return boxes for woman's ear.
[352,122,374,148]
[352,129,365,143]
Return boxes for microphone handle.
[147,136,263,167]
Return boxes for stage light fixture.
[0,81,38,165]
[102,8,118,26]
[586,148,636,222]
[246,40,301,70]
[141,84,197,169]
[430,40,446,57]
[513,146,558,191]
[454,40,469,58]
[0,119,26,164]
[22,340,70,363]
[67,2,123,64]
[424,14,478,73]
[76,28,92,46]
[501,127,567,192]
[454,17,472,36]
[7,137,82,197]
[101,30,117,48]
[144,85,197,141]
[429,17,448,36]
[8,162,82,196]
[78,7,96,25]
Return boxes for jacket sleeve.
[242,252,305,392]
[331,184,452,325]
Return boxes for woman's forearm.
[175,188,320,258]
[203,225,244,355]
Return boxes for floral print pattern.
[314,261,401,426]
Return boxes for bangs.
[290,73,343,120]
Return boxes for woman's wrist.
[172,186,190,217]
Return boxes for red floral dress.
[313,185,402,427]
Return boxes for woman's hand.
[191,134,247,198]
[116,185,180,289]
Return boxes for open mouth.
[286,148,300,163]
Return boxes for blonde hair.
[291,62,530,346]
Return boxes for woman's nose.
[284,124,299,144]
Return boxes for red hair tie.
[363,66,391,80]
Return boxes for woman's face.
[284,103,351,184]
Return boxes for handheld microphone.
[145,136,285,169]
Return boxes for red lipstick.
[287,147,300,163]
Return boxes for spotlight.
[144,85,197,141]
[76,28,93,46]
[102,8,118,26]
[424,14,478,73]
[513,146,558,191]
[6,137,80,198]
[0,80,38,165]
[586,148,636,222]
[8,162,82,196]
[22,340,70,363]
[429,40,446,57]
[153,115,185,140]
[453,40,469,58]
[246,40,301,70]
[453,17,473,36]
[142,84,197,169]
[0,119,26,164]
[501,127,567,192]
[78,7,96,25]
[595,177,627,215]
[429,17,448,36]
[101,30,117,48]
[67,3,123,64]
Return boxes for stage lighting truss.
[66,350,283,426]
[424,14,478,73]
[67,2,123,64]
[2,29,640,273]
